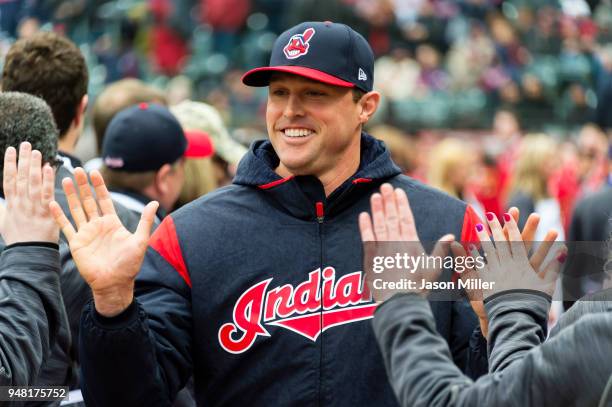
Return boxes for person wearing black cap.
[54,22,487,406]
[100,103,194,222]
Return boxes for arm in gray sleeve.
[372,294,473,406]
[373,292,612,407]
[0,245,65,386]
[484,291,549,373]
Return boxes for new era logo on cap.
[283,28,315,59]
[358,68,367,81]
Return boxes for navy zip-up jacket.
[79,133,486,406]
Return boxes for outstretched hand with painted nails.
[451,211,566,301]
[359,183,454,302]
[49,168,158,317]
[460,208,561,336]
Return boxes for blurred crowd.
[2,0,612,135]
[0,0,610,240]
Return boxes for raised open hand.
[458,208,561,337]
[451,211,566,306]
[49,168,158,317]
[1,142,57,245]
[359,183,454,302]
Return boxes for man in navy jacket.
[53,22,486,406]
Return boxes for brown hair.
[92,79,167,153]
[1,32,88,138]
[352,88,366,103]
[100,159,183,194]
[100,166,156,193]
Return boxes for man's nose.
[283,94,305,118]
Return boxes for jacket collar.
[233,132,401,220]
[109,189,167,222]
[57,151,83,173]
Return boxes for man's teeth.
[283,128,313,137]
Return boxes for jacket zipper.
[315,201,325,223]
[316,201,324,406]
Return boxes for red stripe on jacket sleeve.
[149,216,192,288]
[460,205,482,246]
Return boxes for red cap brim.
[184,130,215,158]
[242,66,354,88]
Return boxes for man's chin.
[277,157,317,176]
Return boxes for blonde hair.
[176,158,217,206]
[370,125,415,173]
[427,138,469,198]
[510,133,557,202]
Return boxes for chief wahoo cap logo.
[283,28,316,59]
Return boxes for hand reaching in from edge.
[461,208,560,337]
[1,142,58,245]
[451,209,566,338]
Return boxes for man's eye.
[306,91,325,97]
[271,89,287,96]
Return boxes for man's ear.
[358,91,381,125]
[154,164,172,196]
[74,95,89,127]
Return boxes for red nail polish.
[476,223,484,232]
[486,212,494,221]
[503,213,512,222]
[557,252,567,263]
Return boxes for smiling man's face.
[266,73,363,179]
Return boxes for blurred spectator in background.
[201,0,250,58]
[507,133,564,240]
[166,75,194,106]
[474,108,522,217]
[549,124,610,233]
[576,123,609,194]
[447,20,495,91]
[101,103,209,221]
[170,100,247,187]
[415,43,449,96]
[3,0,609,135]
[564,143,611,308]
[594,45,612,130]
[86,78,167,172]
[174,130,217,209]
[374,48,420,101]
[0,0,28,39]
[150,0,192,76]
[1,31,88,172]
[370,125,416,175]
[427,137,485,218]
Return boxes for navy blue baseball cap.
[242,21,374,92]
[102,103,210,172]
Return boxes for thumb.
[539,245,567,284]
[135,201,159,244]
[431,234,455,259]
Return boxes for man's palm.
[69,214,148,291]
[50,168,158,316]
